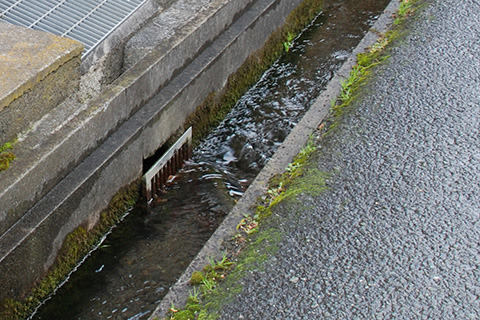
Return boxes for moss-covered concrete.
[0,22,83,145]
[0,181,141,320]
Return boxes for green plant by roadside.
[236,135,321,237]
[0,142,12,153]
[325,0,422,135]
[283,32,295,52]
[163,254,234,320]
[330,34,390,122]
[189,253,234,292]
[166,288,206,320]
[394,0,417,24]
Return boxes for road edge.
[149,0,401,318]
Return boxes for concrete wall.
[0,22,83,146]
[0,0,308,302]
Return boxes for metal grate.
[142,127,193,205]
[0,0,147,56]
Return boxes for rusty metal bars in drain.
[142,127,193,203]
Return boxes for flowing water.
[33,0,390,318]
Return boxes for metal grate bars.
[142,128,193,205]
[0,0,147,56]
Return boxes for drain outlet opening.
[143,144,169,176]
[142,127,193,204]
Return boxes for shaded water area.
[33,0,390,319]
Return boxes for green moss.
[172,309,196,320]
[0,142,15,173]
[201,227,282,317]
[190,271,205,286]
[0,299,28,320]
[262,135,325,207]
[0,181,141,320]
[0,152,15,172]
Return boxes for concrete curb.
[0,23,83,109]
[149,0,401,318]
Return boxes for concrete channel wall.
[0,0,309,302]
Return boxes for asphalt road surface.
[215,0,480,318]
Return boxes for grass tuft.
[324,0,422,135]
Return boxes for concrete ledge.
[79,0,164,81]
[0,0,311,302]
[0,22,83,145]
[123,0,250,70]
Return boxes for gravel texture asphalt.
[213,0,480,318]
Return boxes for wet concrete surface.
[215,0,480,318]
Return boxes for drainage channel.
[32,0,390,319]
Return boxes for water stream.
[33,0,390,318]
